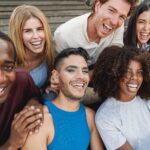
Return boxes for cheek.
[22,33,30,43]
[8,72,16,83]
[139,77,143,84]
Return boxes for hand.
[9,106,43,148]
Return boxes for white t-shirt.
[95,96,150,150]
[54,13,124,65]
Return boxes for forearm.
[27,97,41,105]
[116,141,133,150]
[0,139,18,150]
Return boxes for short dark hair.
[0,31,16,62]
[54,47,90,69]
[93,46,150,101]
[124,2,150,47]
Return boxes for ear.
[51,69,59,84]
[94,0,101,13]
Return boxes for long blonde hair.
[9,5,54,69]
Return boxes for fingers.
[12,106,43,133]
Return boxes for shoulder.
[23,107,54,149]
[54,13,89,37]
[95,97,119,124]
[16,70,31,81]
[85,106,95,130]
[15,70,40,95]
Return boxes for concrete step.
[0,0,90,33]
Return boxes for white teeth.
[140,32,149,37]
[31,41,41,45]
[0,88,5,93]
[128,84,138,88]
[72,83,84,87]
[103,24,112,31]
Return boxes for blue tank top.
[44,100,90,150]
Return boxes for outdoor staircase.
[0,0,90,33]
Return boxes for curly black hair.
[93,46,150,101]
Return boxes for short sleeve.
[53,26,69,53]
[95,107,126,150]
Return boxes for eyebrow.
[66,65,88,70]
[4,60,15,64]
[108,6,127,18]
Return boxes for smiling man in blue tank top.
[22,47,104,150]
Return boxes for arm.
[85,107,104,150]
[0,106,43,150]
[22,107,53,150]
[95,109,133,150]
[116,141,133,150]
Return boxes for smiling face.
[54,55,90,101]
[136,10,150,45]
[119,60,143,101]
[22,17,46,55]
[89,0,130,41]
[0,39,16,104]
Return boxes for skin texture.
[136,10,150,45]
[118,60,143,101]
[0,38,43,150]
[0,39,16,104]
[22,55,104,150]
[22,17,46,55]
[87,0,131,43]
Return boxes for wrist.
[6,139,20,150]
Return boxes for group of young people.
[0,0,150,149]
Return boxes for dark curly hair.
[93,46,150,101]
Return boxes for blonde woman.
[9,5,54,89]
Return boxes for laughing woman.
[93,46,150,150]
[9,5,54,89]
[124,2,150,51]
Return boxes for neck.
[87,15,101,43]
[53,95,80,112]
[23,49,44,71]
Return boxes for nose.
[32,30,39,38]
[111,15,120,27]
[130,72,140,80]
[0,70,7,84]
[143,23,150,31]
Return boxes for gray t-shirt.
[95,96,150,150]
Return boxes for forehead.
[0,39,14,61]
[23,16,43,28]
[128,60,142,69]
[60,55,88,68]
[102,0,131,15]
[138,10,150,20]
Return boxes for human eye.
[137,19,145,24]
[137,70,143,77]
[66,68,75,73]
[3,65,15,72]
[82,68,89,74]
[125,69,132,78]
[120,15,126,21]
[108,8,114,13]
[24,29,32,33]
